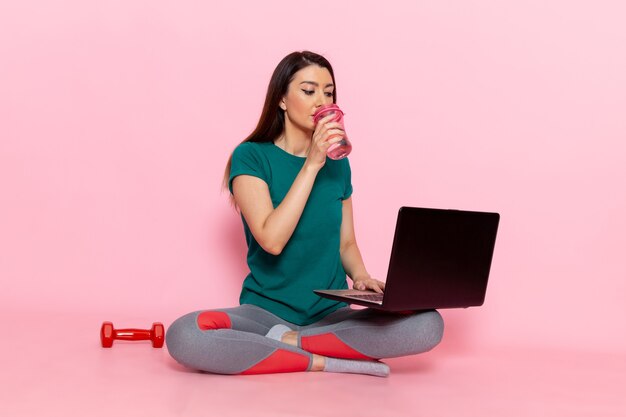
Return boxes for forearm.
[262,163,320,254]
[340,241,371,282]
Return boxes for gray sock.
[265,324,292,342]
[323,357,390,378]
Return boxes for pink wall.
[1,1,625,352]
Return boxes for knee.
[400,310,444,354]
[166,311,243,374]
[165,311,205,368]
[418,310,444,352]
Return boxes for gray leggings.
[166,304,444,375]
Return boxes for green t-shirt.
[228,141,351,325]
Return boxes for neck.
[275,119,313,157]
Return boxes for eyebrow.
[299,81,334,88]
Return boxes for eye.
[325,92,333,97]
[301,89,315,95]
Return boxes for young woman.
[166,51,444,377]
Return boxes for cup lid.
[314,103,343,116]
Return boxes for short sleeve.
[342,157,353,200]
[228,143,271,195]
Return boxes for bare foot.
[281,330,298,347]
[310,354,326,371]
[281,332,325,372]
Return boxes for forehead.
[291,65,334,86]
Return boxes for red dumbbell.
[100,321,165,348]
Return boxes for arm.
[232,165,318,255]
[339,197,386,293]
[232,116,343,255]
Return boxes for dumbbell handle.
[113,328,152,341]
[101,321,165,348]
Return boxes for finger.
[322,122,344,131]
[320,113,337,123]
[326,135,344,145]
[369,280,385,293]
[312,124,341,143]
[314,135,344,153]
[322,129,345,143]
[361,280,380,293]
[315,121,343,136]
[315,138,341,154]
[317,112,340,125]
[325,127,345,135]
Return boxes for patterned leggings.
[166,304,444,374]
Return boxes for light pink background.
[2,0,625,356]
[2,2,626,416]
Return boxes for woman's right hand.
[305,113,345,170]
[233,112,345,255]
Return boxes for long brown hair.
[222,51,337,200]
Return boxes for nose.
[314,91,331,108]
[314,93,325,107]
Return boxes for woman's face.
[280,64,335,132]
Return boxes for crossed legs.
[166,304,444,375]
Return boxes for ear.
[279,99,287,111]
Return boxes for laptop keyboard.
[348,293,384,302]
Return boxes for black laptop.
[314,206,500,311]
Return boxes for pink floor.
[1,311,625,417]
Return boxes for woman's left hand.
[352,276,385,293]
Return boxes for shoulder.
[231,142,275,168]
[232,141,268,158]
[229,142,274,193]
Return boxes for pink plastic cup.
[312,104,352,160]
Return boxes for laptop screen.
[383,207,500,310]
